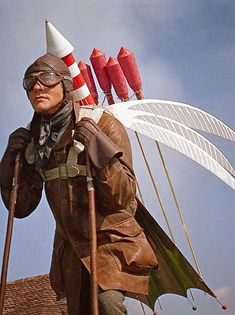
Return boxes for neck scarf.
[38,99,73,160]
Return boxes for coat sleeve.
[0,148,43,218]
[94,112,136,211]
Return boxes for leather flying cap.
[24,53,73,92]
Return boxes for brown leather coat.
[1,108,158,302]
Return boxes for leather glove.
[74,117,123,170]
[7,128,31,154]
[0,128,31,187]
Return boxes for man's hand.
[74,118,122,170]
[73,117,100,146]
[0,128,31,187]
[7,128,31,154]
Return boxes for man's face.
[27,71,64,115]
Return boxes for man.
[0,53,159,314]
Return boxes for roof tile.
[3,274,67,315]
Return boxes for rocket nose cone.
[117,47,132,59]
[90,48,105,59]
[45,20,74,58]
[78,60,87,70]
[106,56,118,67]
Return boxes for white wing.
[108,107,235,191]
[109,99,235,142]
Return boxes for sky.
[0,1,235,314]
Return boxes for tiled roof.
[3,274,67,315]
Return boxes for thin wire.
[158,298,163,310]
[135,132,175,243]
[136,176,144,203]
[155,141,202,276]
[140,302,147,315]
[101,94,106,106]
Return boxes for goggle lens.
[23,72,62,91]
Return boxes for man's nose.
[32,78,44,91]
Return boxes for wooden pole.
[0,153,21,315]
[86,151,99,315]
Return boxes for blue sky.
[0,1,235,314]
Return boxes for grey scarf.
[38,100,73,160]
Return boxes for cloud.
[139,55,184,100]
[214,286,231,299]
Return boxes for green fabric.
[42,163,86,181]
[127,199,215,310]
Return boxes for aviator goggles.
[23,71,69,91]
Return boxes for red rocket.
[78,61,98,104]
[90,48,114,105]
[117,47,144,100]
[106,57,129,102]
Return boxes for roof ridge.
[7,274,49,285]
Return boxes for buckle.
[37,168,46,181]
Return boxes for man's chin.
[33,104,60,115]
[34,106,49,114]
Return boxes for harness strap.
[38,163,87,181]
